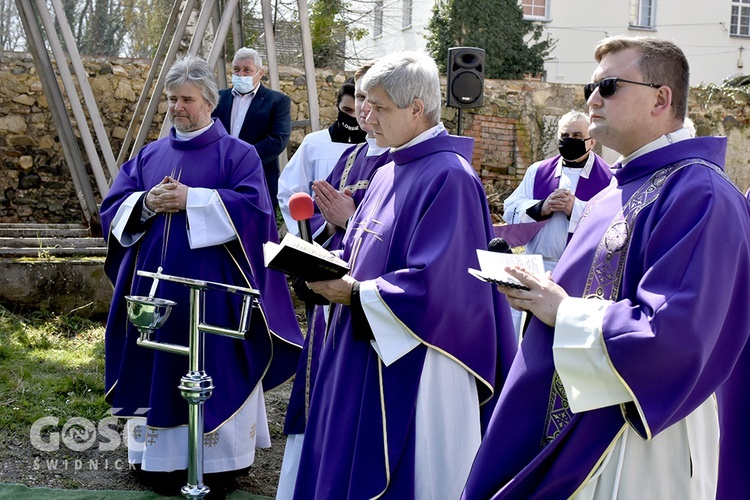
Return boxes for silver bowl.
[124,296,177,336]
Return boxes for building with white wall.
[346,0,750,87]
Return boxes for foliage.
[0,0,24,51]
[6,0,362,68]
[483,180,513,222]
[694,75,750,104]
[124,0,173,58]
[309,0,366,68]
[426,0,554,80]
[0,306,108,433]
[51,0,134,56]
[693,75,750,129]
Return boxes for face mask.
[338,110,360,132]
[329,110,367,143]
[232,74,256,94]
[558,137,590,161]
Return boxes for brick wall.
[0,52,748,226]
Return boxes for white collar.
[620,128,693,165]
[556,152,597,179]
[174,121,213,141]
[366,136,390,156]
[391,123,445,152]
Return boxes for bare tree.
[0,0,25,51]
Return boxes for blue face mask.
[231,74,256,94]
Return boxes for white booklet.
[468,250,545,290]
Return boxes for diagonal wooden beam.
[14,0,100,231]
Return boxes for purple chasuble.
[463,137,750,499]
[294,131,516,498]
[284,142,391,435]
[101,119,303,432]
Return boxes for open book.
[263,233,349,282]
[468,249,545,291]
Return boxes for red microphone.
[289,192,315,242]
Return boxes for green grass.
[0,305,109,434]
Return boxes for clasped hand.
[145,176,188,213]
[542,188,574,217]
[497,266,568,327]
[312,180,356,228]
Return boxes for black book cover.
[263,233,349,282]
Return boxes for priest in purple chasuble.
[297,52,516,499]
[277,63,391,499]
[463,37,750,499]
[100,55,302,479]
[282,134,390,437]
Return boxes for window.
[731,0,750,36]
[521,0,548,20]
[374,0,384,37]
[402,0,413,29]
[630,0,656,28]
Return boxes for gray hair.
[233,47,263,68]
[558,110,589,136]
[165,55,218,109]
[361,52,442,125]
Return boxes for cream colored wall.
[348,0,750,86]
[544,0,747,85]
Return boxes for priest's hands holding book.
[497,266,568,327]
[307,274,358,305]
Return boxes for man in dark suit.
[213,47,292,206]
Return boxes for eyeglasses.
[584,78,662,100]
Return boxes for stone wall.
[1,52,748,226]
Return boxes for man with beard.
[100,55,302,495]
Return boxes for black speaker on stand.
[446,47,485,135]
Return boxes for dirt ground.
[0,379,292,497]
[0,227,302,497]
[0,285,304,497]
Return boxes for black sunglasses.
[584,78,662,100]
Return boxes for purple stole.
[532,154,612,201]
[284,142,391,436]
[495,154,611,247]
[543,157,728,446]
[463,136,750,499]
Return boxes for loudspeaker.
[446,47,485,109]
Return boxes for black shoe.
[135,468,188,496]
[204,470,240,499]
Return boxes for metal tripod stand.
[125,270,260,499]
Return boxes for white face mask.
[231,74,256,94]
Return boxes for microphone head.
[488,237,512,254]
[289,192,315,221]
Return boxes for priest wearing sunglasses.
[463,36,750,499]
